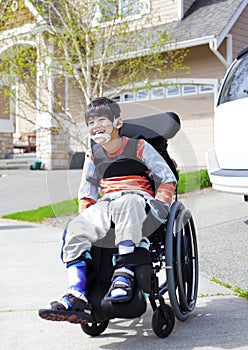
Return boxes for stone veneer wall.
[0,133,13,159]
[36,129,70,169]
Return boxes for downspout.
[209,34,233,68]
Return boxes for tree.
[0,0,188,144]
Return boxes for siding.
[0,2,35,32]
[151,0,178,24]
[183,45,226,79]
[230,5,248,58]
[117,0,179,32]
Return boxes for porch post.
[35,34,69,170]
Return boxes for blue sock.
[118,240,135,255]
[67,261,87,300]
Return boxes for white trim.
[11,1,19,12]
[209,36,233,68]
[107,77,219,104]
[178,0,184,20]
[0,39,37,57]
[101,35,216,63]
[0,23,47,42]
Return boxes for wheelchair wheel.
[152,305,175,338]
[81,320,109,336]
[165,201,198,321]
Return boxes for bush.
[200,169,211,189]
[177,169,211,194]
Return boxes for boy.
[40,97,177,322]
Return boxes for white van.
[207,47,248,201]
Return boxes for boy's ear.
[116,117,123,129]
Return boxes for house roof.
[160,0,248,48]
[106,0,248,62]
[5,0,246,62]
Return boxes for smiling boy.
[40,97,177,322]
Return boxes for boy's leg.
[61,200,111,263]
[110,193,146,245]
[105,194,146,302]
[39,201,111,322]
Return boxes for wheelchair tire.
[151,305,175,338]
[80,320,109,336]
[176,209,198,313]
[165,201,198,321]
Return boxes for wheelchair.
[78,112,199,338]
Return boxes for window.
[112,95,121,102]
[123,91,134,102]
[166,86,180,98]
[120,0,140,16]
[199,85,214,94]
[151,87,165,99]
[99,0,117,22]
[97,0,150,22]
[218,52,248,105]
[182,85,197,96]
[137,89,149,100]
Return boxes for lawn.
[2,170,211,222]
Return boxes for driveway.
[0,170,247,349]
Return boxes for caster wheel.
[81,320,109,336]
[152,305,175,338]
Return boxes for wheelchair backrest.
[120,112,180,180]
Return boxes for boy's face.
[88,115,121,145]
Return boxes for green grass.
[177,169,211,194]
[211,276,248,300]
[2,198,78,222]
[2,170,211,223]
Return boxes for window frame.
[182,85,197,96]
[94,0,150,25]
[199,85,214,94]
[151,86,165,99]
[166,85,180,98]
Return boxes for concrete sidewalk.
[1,219,247,350]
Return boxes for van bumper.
[206,148,248,195]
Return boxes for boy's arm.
[138,140,177,205]
[77,149,98,212]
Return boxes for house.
[0,0,248,170]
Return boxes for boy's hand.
[78,198,95,212]
[150,199,170,220]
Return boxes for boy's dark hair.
[85,97,121,125]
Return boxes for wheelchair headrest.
[120,112,181,141]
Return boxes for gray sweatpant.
[61,193,148,263]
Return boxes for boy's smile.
[88,116,113,136]
[88,115,123,148]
